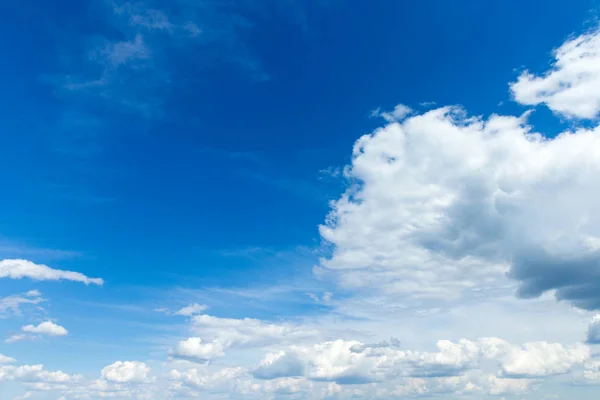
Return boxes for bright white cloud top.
[22,321,68,337]
[511,28,600,119]
[0,259,104,286]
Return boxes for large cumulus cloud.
[318,105,600,310]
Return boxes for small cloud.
[5,334,36,344]
[0,353,16,364]
[307,292,333,304]
[174,303,208,317]
[183,21,202,37]
[318,166,341,179]
[372,104,413,122]
[24,290,41,298]
[22,321,68,337]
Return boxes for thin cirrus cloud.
[0,259,103,286]
[0,290,45,318]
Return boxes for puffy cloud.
[254,337,589,385]
[0,364,78,384]
[22,321,68,337]
[318,106,600,310]
[174,303,208,317]
[171,337,225,362]
[0,290,44,318]
[253,338,482,384]
[510,29,600,119]
[171,314,318,362]
[100,361,151,383]
[587,315,600,344]
[499,342,589,378]
[0,259,103,286]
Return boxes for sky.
[3,0,600,398]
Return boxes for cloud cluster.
[252,337,590,384]
[171,313,320,362]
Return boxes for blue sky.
[3,0,600,399]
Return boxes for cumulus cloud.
[253,337,589,384]
[22,321,68,337]
[171,337,225,362]
[318,106,600,310]
[170,314,318,362]
[0,259,103,286]
[511,29,600,119]
[100,361,151,383]
[499,341,589,378]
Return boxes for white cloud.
[499,341,589,378]
[0,354,15,364]
[171,337,225,362]
[190,314,319,349]
[318,106,600,310]
[0,364,79,384]
[253,338,481,384]
[5,334,35,344]
[22,321,68,337]
[510,28,600,119]
[174,303,208,316]
[373,103,413,122]
[0,290,44,318]
[169,366,245,390]
[0,259,103,286]
[384,373,533,397]
[253,337,589,384]
[100,361,151,383]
